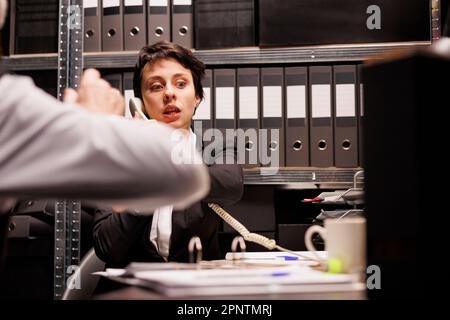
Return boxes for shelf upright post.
[432,0,441,41]
[53,0,84,300]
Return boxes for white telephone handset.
[129,97,150,120]
[207,204,322,263]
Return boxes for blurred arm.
[0,75,209,212]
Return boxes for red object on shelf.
[302,196,323,203]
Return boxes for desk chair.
[0,199,15,292]
[0,213,10,291]
[62,247,105,300]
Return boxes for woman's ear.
[194,96,201,108]
[193,97,201,116]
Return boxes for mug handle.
[304,225,326,260]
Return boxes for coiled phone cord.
[208,203,325,266]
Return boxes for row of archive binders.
[9,0,197,54]
[104,63,365,168]
[9,0,430,54]
[84,0,193,52]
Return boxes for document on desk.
[130,266,360,297]
[96,254,365,297]
[95,262,198,278]
[225,250,327,264]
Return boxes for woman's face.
[140,58,200,130]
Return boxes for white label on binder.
[149,0,168,6]
[287,85,306,119]
[263,86,282,118]
[83,0,98,8]
[311,84,331,118]
[336,84,355,117]
[103,0,120,8]
[239,87,258,119]
[193,88,211,120]
[360,84,364,116]
[173,0,192,5]
[216,88,235,119]
[125,0,142,6]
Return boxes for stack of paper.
[131,266,361,297]
[97,251,365,297]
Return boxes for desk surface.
[95,285,367,300]
[94,253,367,300]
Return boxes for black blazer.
[91,138,243,268]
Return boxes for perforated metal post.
[432,0,441,41]
[54,0,84,300]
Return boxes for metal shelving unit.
[3,40,430,187]
[3,1,437,186]
[5,41,431,70]
[243,167,363,187]
[4,53,58,70]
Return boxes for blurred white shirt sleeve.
[0,75,209,213]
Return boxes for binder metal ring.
[231,236,246,264]
[107,28,116,37]
[293,140,302,151]
[318,139,327,150]
[269,141,278,151]
[85,29,94,38]
[245,140,254,151]
[188,236,203,264]
[179,26,188,36]
[130,27,140,36]
[155,27,164,36]
[342,139,351,150]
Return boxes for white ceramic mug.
[304,217,366,274]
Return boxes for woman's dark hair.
[133,41,205,100]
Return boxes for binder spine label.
[336,84,356,117]
[125,0,143,5]
[150,0,168,6]
[239,86,258,119]
[173,0,192,5]
[287,85,306,119]
[262,86,282,118]
[83,0,98,8]
[103,0,120,8]
[311,85,331,118]
[216,87,235,119]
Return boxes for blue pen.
[270,272,290,277]
[275,255,299,261]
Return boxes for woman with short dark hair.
[92,41,243,267]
